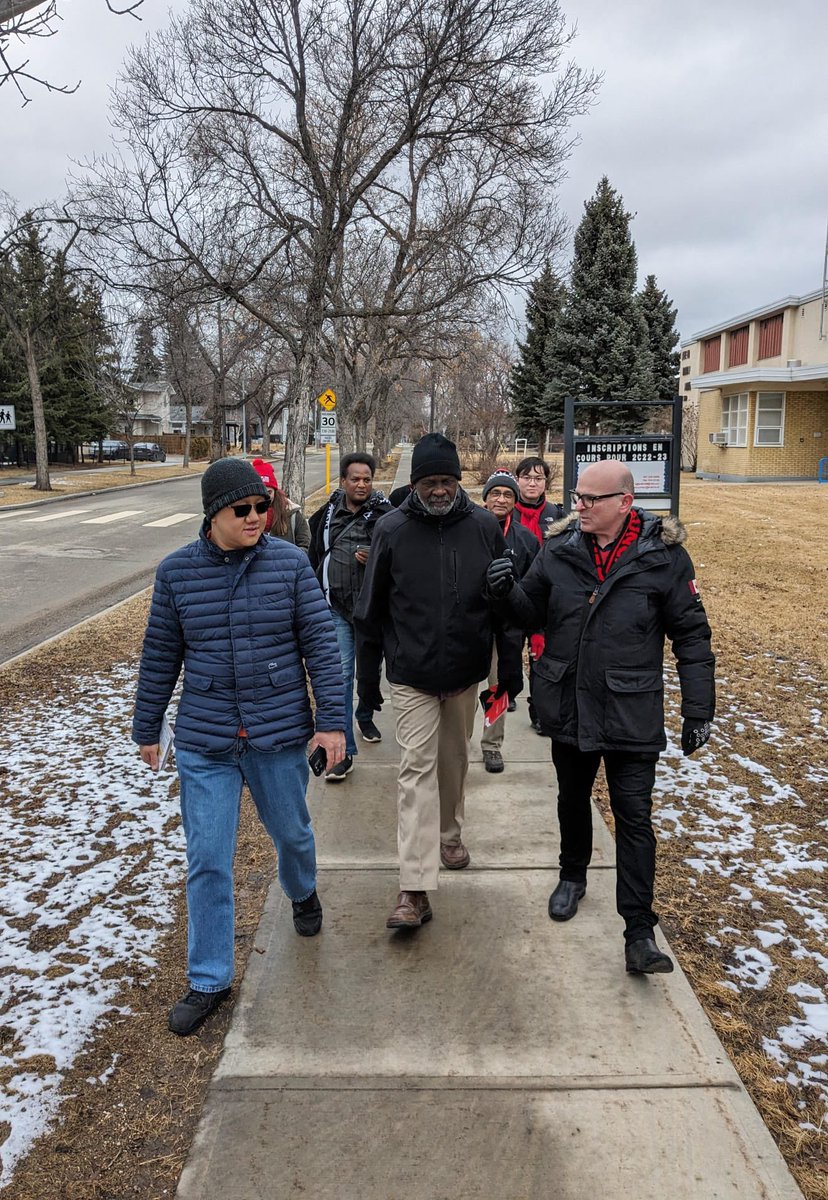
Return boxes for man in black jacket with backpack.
[308,452,392,780]
[354,433,523,931]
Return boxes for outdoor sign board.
[319,411,338,444]
[317,389,337,411]
[563,396,682,515]
[0,404,16,430]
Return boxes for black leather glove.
[495,677,524,701]
[487,556,515,597]
[681,718,711,756]
[357,680,384,711]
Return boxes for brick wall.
[697,390,828,479]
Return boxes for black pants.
[551,741,659,944]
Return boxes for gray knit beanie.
[201,458,269,520]
[482,469,519,502]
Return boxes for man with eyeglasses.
[133,458,346,1035]
[354,434,523,931]
[486,459,715,975]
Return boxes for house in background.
[129,381,177,436]
[682,289,828,480]
[169,402,211,438]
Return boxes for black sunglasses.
[231,500,271,518]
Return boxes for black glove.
[487,556,515,597]
[495,677,524,701]
[681,718,711,756]
[357,680,384,711]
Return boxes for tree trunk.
[210,378,224,462]
[183,396,192,468]
[281,333,320,503]
[24,328,51,492]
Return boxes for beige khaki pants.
[389,682,478,891]
[480,647,505,752]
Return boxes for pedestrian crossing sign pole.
[0,404,15,430]
[316,391,337,488]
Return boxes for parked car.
[132,442,167,462]
[95,439,129,460]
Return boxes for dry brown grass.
[0,464,207,507]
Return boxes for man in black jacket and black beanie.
[487,459,715,975]
[354,433,523,930]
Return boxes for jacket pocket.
[604,668,663,745]
[186,671,213,692]
[531,656,571,730]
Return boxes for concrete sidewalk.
[176,699,803,1199]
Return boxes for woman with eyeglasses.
[132,457,346,1037]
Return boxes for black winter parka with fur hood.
[504,508,715,753]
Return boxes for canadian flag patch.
[688,579,701,600]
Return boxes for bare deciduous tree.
[0,0,144,105]
[70,0,597,499]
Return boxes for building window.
[728,326,748,368]
[758,313,783,359]
[722,393,748,446]
[681,349,690,361]
[682,366,691,376]
[755,392,785,446]
[684,382,691,392]
[702,335,721,373]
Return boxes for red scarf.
[590,509,641,582]
[515,498,544,542]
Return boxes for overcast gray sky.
[2,0,827,341]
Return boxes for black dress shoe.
[168,987,231,1036]
[507,698,517,713]
[625,937,674,974]
[292,889,323,936]
[548,880,586,921]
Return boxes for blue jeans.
[176,740,316,992]
[330,609,372,757]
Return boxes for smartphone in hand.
[308,744,327,776]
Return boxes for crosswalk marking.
[82,509,147,525]
[21,508,93,523]
[143,512,199,528]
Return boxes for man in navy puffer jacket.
[133,458,346,1036]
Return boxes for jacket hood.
[545,507,687,546]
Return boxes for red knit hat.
[251,458,279,490]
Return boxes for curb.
[0,471,199,513]
[0,585,154,670]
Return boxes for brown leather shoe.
[386,891,433,928]
[440,841,471,870]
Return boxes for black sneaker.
[292,890,323,936]
[325,754,354,782]
[359,721,382,743]
[168,987,231,1037]
[506,699,517,713]
[483,749,504,773]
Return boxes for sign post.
[563,396,683,515]
[319,409,338,492]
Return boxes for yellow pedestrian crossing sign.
[318,389,336,411]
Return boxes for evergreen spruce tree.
[509,261,567,451]
[637,274,680,402]
[547,177,656,434]
[130,313,161,382]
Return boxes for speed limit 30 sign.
[320,411,338,444]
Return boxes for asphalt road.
[0,450,339,664]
